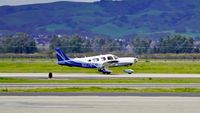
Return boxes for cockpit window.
[107,56,113,60]
[114,56,118,59]
[101,57,106,61]
[92,58,99,62]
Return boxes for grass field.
[1,87,200,93]
[1,77,200,83]
[1,58,199,93]
[0,58,200,73]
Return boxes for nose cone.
[132,57,138,64]
[134,58,139,63]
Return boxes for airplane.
[55,48,138,74]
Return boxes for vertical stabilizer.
[55,48,70,61]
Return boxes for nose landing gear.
[124,69,134,74]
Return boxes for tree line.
[0,33,37,53]
[0,33,199,54]
[50,35,198,54]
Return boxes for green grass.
[0,58,200,73]
[1,87,200,93]
[1,77,200,83]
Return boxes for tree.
[1,33,37,53]
[132,38,151,54]
[50,35,92,53]
[157,35,194,53]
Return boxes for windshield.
[114,56,118,59]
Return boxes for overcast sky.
[0,0,100,6]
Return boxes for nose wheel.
[124,69,134,74]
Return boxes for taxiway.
[0,96,200,113]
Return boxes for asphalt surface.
[0,96,200,113]
[1,83,200,88]
[0,73,200,79]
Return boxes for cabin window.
[107,56,113,60]
[88,59,91,62]
[93,58,99,62]
[101,57,106,61]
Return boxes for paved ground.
[0,73,200,79]
[0,96,200,113]
[1,83,200,88]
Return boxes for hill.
[0,0,200,39]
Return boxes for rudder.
[55,48,70,61]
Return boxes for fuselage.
[56,48,138,74]
[57,54,138,68]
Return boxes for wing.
[102,60,119,68]
[98,60,119,74]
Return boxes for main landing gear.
[98,68,134,75]
[98,68,112,74]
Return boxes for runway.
[1,83,200,88]
[0,73,200,79]
[0,96,200,113]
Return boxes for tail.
[55,48,70,61]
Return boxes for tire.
[106,72,111,74]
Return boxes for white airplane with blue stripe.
[56,48,138,74]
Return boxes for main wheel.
[106,72,111,74]
[98,69,102,72]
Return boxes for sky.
[0,0,100,6]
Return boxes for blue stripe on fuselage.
[57,59,97,68]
